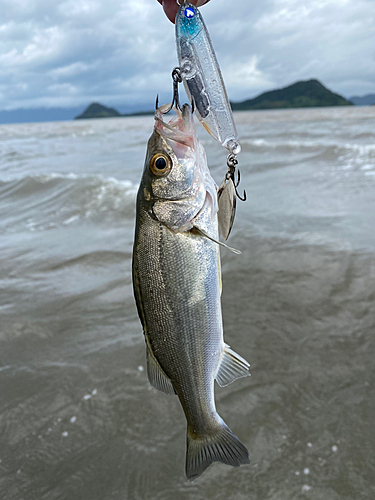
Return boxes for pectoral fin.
[146,339,176,395]
[191,226,241,255]
[217,251,222,296]
[215,344,251,387]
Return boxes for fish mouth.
[154,103,196,149]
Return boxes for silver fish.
[132,103,250,481]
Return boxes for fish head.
[140,103,217,232]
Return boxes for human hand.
[157,0,211,24]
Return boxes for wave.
[0,173,138,233]
[239,137,375,173]
[241,137,375,153]
[47,250,132,270]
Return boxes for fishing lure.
[175,1,240,157]
[163,1,245,239]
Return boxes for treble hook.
[161,67,182,114]
[226,153,246,202]
[234,170,246,201]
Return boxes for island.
[75,102,122,119]
[74,102,153,120]
[231,79,352,111]
[75,79,354,120]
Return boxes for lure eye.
[150,153,172,176]
[184,7,195,18]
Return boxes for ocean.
[1,106,374,499]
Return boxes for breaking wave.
[239,138,375,173]
[0,173,137,233]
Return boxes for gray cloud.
[0,0,374,110]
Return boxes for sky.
[0,0,374,113]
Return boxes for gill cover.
[149,104,218,233]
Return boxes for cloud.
[0,26,65,68]
[50,62,94,79]
[224,56,273,99]
[250,0,375,95]
[0,0,374,110]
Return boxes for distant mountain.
[1,79,359,125]
[74,102,154,119]
[0,104,154,124]
[349,94,375,106]
[231,79,352,111]
[0,107,83,124]
[75,102,121,119]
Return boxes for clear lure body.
[175,2,241,156]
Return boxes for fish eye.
[150,153,172,176]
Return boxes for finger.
[160,0,178,23]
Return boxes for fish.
[132,102,250,481]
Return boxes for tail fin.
[186,420,250,481]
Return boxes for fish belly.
[133,206,222,427]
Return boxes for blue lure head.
[177,4,200,37]
[184,6,195,18]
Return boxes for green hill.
[75,79,352,119]
[74,102,154,119]
[231,79,353,111]
[75,102,121,119]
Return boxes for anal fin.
[146,338,176,396]
[215,344,250,387]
